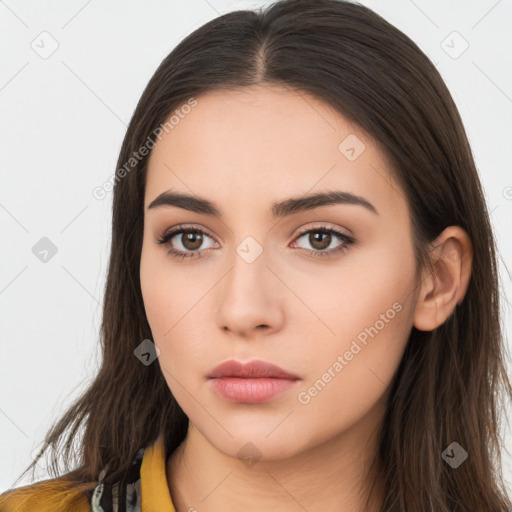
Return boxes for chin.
[201,424,316,463]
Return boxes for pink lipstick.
[208,359,300,404]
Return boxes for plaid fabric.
[90,447,146,512]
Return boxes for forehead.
[144,85,405,219]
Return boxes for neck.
[166,404,386,512]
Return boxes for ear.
[413,226,473,332]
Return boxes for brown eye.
[308,231,332,251]
[180,231,203,251]
[156,225,218,260]
[291,226,354,259]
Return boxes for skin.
[139,84,473,512]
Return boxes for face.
[140,85,419,461]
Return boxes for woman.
[1,0,510,510]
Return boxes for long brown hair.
[7,0,511,510]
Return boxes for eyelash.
[156,224,355,261]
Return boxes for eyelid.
[293,222,352,238]
[158,223,218,242]
[156,222,355,260]
[157,222,351,245]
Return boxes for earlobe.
[413,226,473,332]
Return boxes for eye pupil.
[183,232,203,250]
[310,231,331,250]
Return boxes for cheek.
[293,242,416,405]
[140,244,211,378]
[140,238,194,336]
[140,254,168,334]
[140,243,179,368]
[293,295,413,446]
[290,235,415,349]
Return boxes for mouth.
[207,359,301,404]
[208,359,300,380]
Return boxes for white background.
[1,0,511,496]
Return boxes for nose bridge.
[216,232,284,335]
[224,210,272,281]
[225,234,270,302]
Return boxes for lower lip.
[209,377,299,404]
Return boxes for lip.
[208,360,301,404]
[208,359,300,380]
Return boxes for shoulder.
[0,477,91,512]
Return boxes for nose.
[216,246,285,339]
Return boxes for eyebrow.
[147,189,378,217]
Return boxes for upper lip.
[208,359,300,380]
